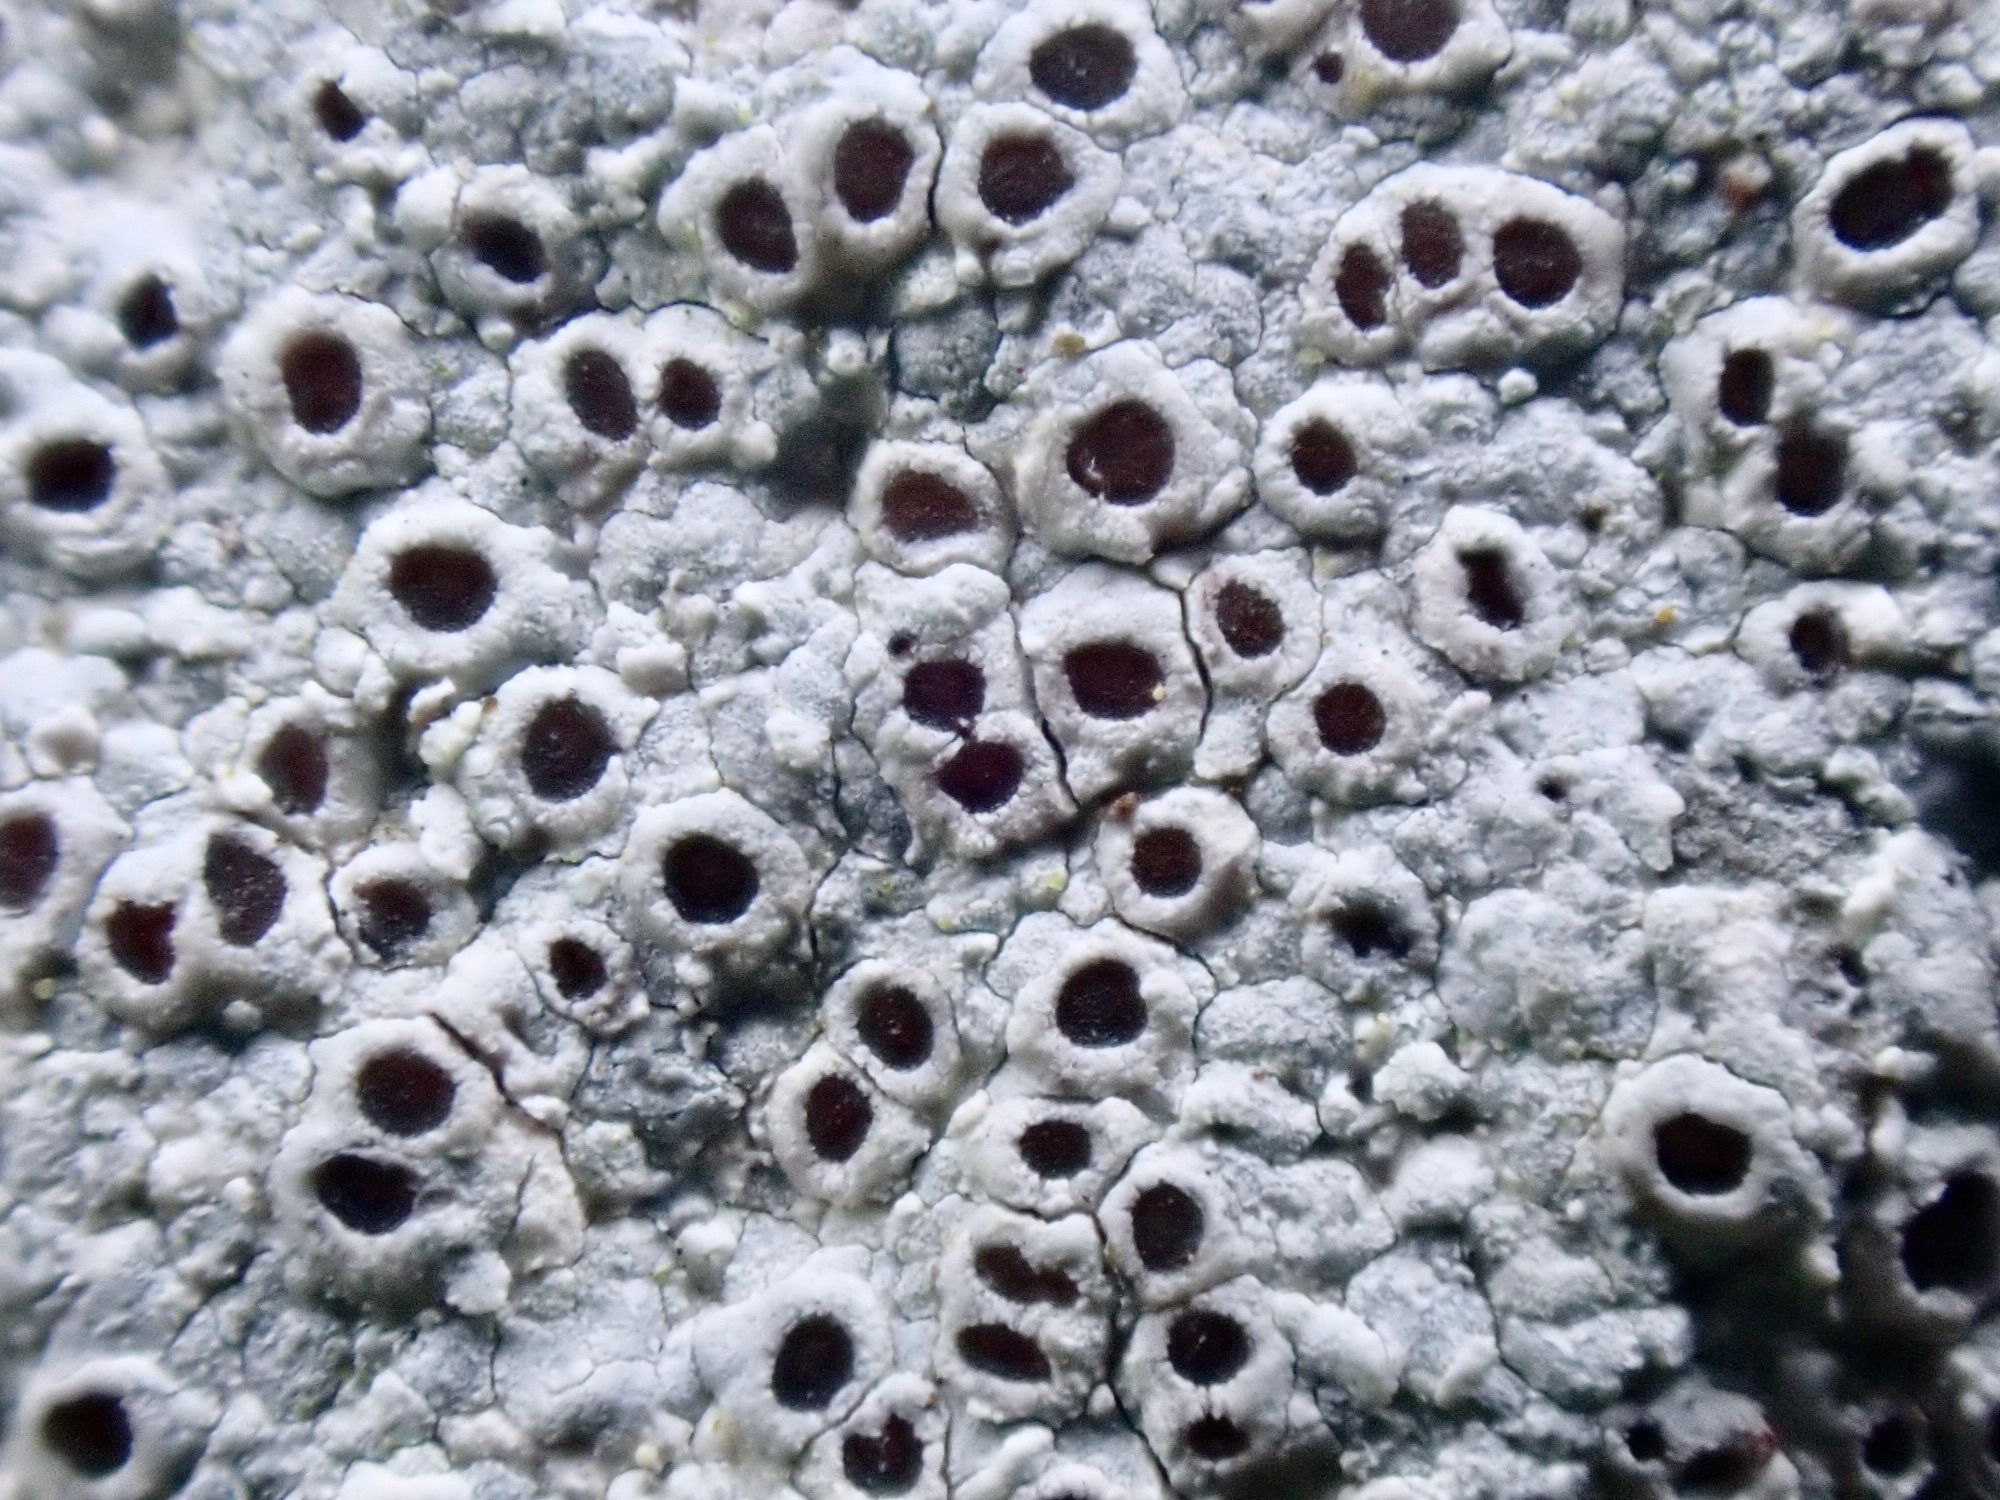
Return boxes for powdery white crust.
[217,684,385,856]
[1185,549,1322,779]
[935,1204,1115,1423]
[691,1262,896,1456]
[1266,583,1469,807]
[1288,840,1440,1000]
[499,872,648,1037]
[642,303,778,469]
[0,776,126,1002]
[886,706,1078,862]
[958,1091,1157,1218]
[75,816,343,1032]
[1098,1141,1252,1308]
[269,1015,583,1312]
[764,1039,933,1206]
[1841,1120,2000,1343]
[796,1373,948,1500]
[821,957,967,1107]
[1117,1276,1300,1491]
[329,841,482,972]
[1662,294,1891,573]
[791,56,944,275]
[1225,0,1341,54]
[333,1467,473,1500]
[845,562,1078,859]
[47,204,225,397]
[1596,1053,1830,1260]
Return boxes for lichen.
[1,1,1999,1499]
